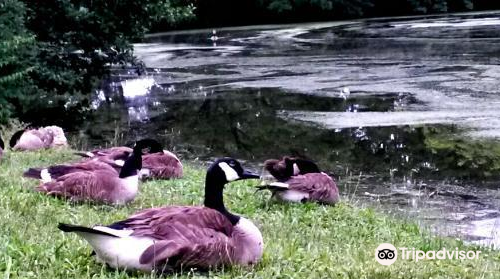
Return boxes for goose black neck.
[9,129,25,148]
[204,172,240,225]
[119,151,142,178]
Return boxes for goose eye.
[229,161,236,167]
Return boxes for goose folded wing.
[111,206,234,238]
[139,222,235,268]
[142,154,183,178]
[41,161,117,179]
[286,173,337,201]
[37,170,115,201]
[96,147,132,159]
[70,161,117,172]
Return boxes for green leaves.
[0,0,37,123]
[0,0,194,123]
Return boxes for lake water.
[23,12,500,248]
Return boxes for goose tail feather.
[23,168,42,179]
[58,223,118,237]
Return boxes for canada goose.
[10,126,68,151]
[35,141,146,204]
[257,156,339,205]
[76,139,183,180]
[58,158,263,273]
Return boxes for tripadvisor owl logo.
[375,243,482,265]
[375,243,397,265]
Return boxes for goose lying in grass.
[75,139,183,180]
[10,126,68,151]
[34,141,146,204]
[257,156,339,205]
[58,158,262,273]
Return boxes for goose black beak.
[239,170,260,180]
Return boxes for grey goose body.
[258,156,339,205]
[10,126,68,151]
[34,141,146,204]
[58,158,263,273]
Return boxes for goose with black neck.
[58,158,263,272]
[34,140,147,204]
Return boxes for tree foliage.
[181,0,491,28]
[22,0,195,98]
[0,0,36,123]
[0,0,194,123]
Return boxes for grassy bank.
[0,149,499,278]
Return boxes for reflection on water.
[20,12,500,247]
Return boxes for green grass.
[1,149,499,278]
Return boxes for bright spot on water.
[339,87,350,100]
[210,29,218,42]
[121,77,156,98]
[393,18,500,29]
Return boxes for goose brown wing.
[142,153,183,178]
[286,173,339,203]
[94,147,132,159]
[41,160,118,179]
[138,222,235,268]
[70,160,118,173]
[116,206,234,238]
[36,170,118,201]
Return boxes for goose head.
[207,158,260,185]
[204,158,259,225]
[264,156,321,181]
[134,138,163,154]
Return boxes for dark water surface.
[23,12,500,247]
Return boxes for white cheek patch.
[293,163,300,176]
[40,169,52,183]
[218,162,240,182]
[114,160,125,167]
